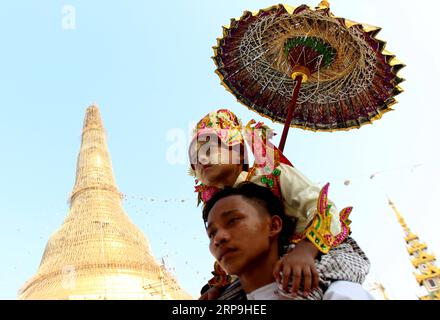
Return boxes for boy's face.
[189,134,242,186]
[206,195,277,276]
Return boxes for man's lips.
[218,248,238,262]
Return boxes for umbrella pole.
[278,75,303,152]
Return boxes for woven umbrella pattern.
[213,2,404,132]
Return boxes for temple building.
[18,105,192,299]
[389,199,440,300]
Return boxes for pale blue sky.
[0,0,439,299]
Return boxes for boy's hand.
[273,239,320,296]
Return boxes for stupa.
[18,105,192,299]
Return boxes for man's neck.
[238,245,279,293]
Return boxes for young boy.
[203,182,373,300]
[189,109,368,298]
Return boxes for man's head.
[188,109,248,187]
[203,182,295,276]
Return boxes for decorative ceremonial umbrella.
[213,1,404,151]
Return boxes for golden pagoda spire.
[70,104,119,204]
[19,104,191,300]
[389,199,440,300]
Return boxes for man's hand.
[273,239,320,296]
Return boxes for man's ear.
[269,215,282,237]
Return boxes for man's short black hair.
[202,182,296,252]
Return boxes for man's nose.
[213,228,230,247]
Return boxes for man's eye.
[228,218,239,225]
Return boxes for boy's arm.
[278,163,341,236]
[274,239,320,296]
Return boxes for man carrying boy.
[189,109,370,299]
[203,182,373,300]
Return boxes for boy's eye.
[208,230,217,239]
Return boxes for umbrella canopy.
[213,1,404,138]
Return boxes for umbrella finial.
[317,1,330,9]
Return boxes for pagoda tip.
[83,103,103,130]
[88,102,100,109]
[317,1,330,9]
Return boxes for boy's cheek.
[195,167,207,181]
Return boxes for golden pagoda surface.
[389,199,440,300]
[19,105,192,300]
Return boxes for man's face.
[206,195,273,276]
[189,134,242,186]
